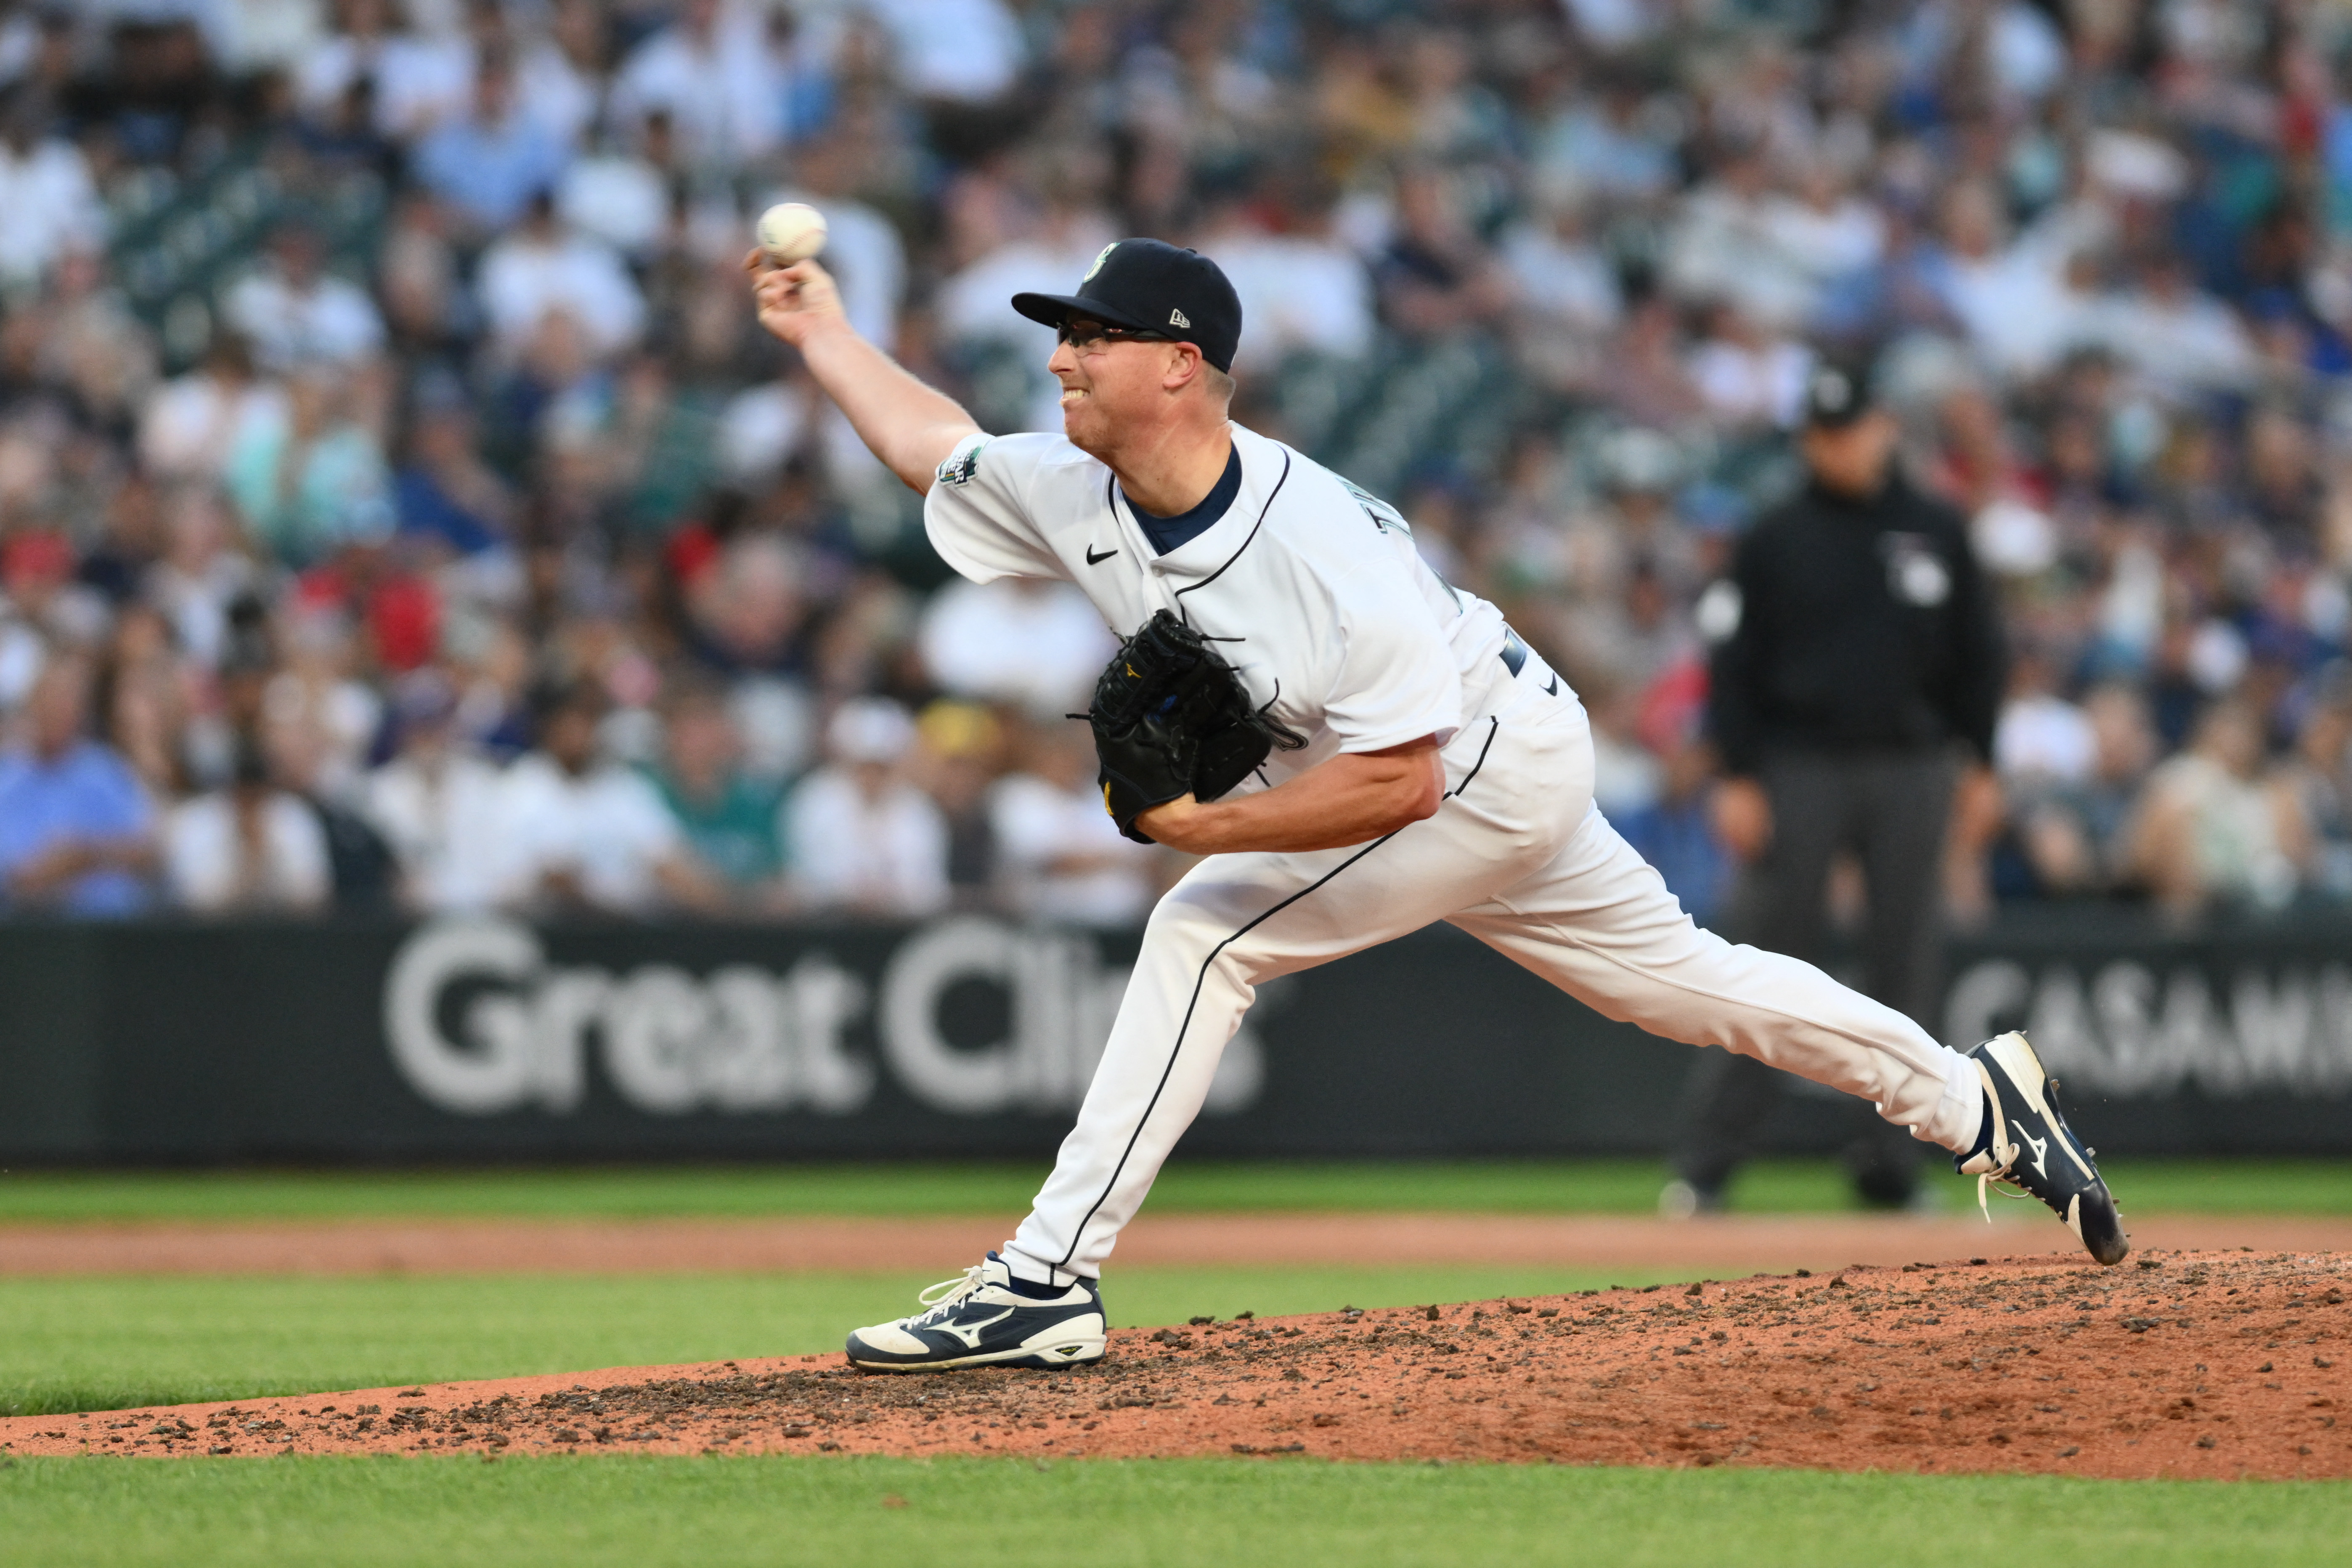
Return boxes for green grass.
[0,1457,2341,1568]
[0,1266,1678,1417]
[1,1157,2341,1223]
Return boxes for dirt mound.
[7,1248,2343,1479]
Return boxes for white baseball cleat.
[845,1252,1107,1372]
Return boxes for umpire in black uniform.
[1663,361,2005,1214]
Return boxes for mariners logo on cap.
[1084,243,1116,282]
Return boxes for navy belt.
[1499,629,1528,677]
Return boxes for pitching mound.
[6,1248,2342,1479]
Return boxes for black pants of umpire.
[1671,748,1956,1207]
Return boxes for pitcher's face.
[1047,320,1184,458]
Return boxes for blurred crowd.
[5,0,2352,927]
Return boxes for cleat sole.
[848,1337,1106,1373]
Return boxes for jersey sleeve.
[1320,559,1464,753]
[921,431,1074,584]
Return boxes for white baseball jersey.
[917,418,1982,1287]
[924,422,1511,775]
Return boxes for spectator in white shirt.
[1760,165,1887,293]
[1929,180,2088,383]
[917,575,1114,719]
[138,333,288,485]
[2089,255,2259,396]
[784,698,949,917]
[1201,192,1376,364]
[0,92,106,289]
[294,0,473,141]
[865,0,1026,103]
[1685,303,1811,430]
[1994,645,2097,788]
[222,223,387,372]
[365,669,513,913]
[216,0,330,77]
[512,0,606,150]
[476,191,646,360]
[1664,154,1813,331]
[557,108,681,262]
[494,680,721,917]
[991,721,1154,927]
[165,741,331,914]
[607,0,785,170]
[1499,189,1624,339]
[935,197,1119,357]
[716,372,816,487]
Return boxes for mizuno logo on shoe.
[2019,1128,2049,1179]
[937,1308,1016,1349]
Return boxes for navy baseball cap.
[1012,239,1243,373]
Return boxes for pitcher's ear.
[1164,341,1206,391]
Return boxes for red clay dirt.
[7,1247,2343,1480]
[4,1213,2347,1275]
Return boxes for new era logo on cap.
[1010,239,1244,372]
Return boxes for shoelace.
[909,1265,988,1325]
[1976,1167,2036,1222]
[1971,1099,2030,1221]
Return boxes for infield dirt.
[5,1212,2346,1274]
[7,1247,2342,1480]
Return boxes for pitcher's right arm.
[745,254,980,495]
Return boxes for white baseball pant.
[1004,657,1984,1283]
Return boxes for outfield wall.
[2,912,2349,1162]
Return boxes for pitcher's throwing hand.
[742,254,847,348]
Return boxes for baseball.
[756,202,828,264]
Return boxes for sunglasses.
[1056,320,1174,350]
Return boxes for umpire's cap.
[1012,239,1243,373]
[1801,359,1876,429]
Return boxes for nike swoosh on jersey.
[1085,545,1119,565]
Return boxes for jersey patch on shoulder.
[1339,476,1412,537]
[936,433,992,488]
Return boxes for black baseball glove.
[1087,610,1307,844]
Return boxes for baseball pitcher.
[745,237,2129,1373]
